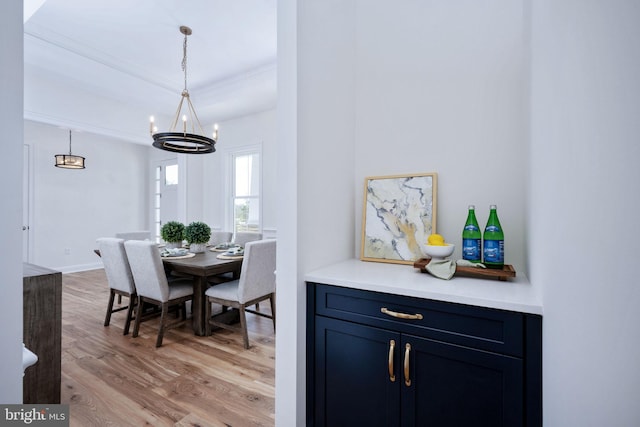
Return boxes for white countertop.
[305,259,543,315]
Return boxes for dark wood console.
[23,263,62,403]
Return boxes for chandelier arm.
[185,96,207,135]
[170,95,187,131]
[184,98,194,133]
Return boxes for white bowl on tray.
[422,243,455,260]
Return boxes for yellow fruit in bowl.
[427,234,445,246]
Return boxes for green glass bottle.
[483,205,504,269]
[462,205,481,262]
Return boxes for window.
[153,160,179,242]
[165,164,178,186]
[230,148,261,234]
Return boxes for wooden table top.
[95,248,242,276]
[161,249,243,277]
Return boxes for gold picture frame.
[360,172,437,264]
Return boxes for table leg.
[191,276,207,336]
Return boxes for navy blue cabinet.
[307,283,542,427]
[315,316,400,426]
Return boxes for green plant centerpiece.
[161,221,185,249]
[185,221,211,253]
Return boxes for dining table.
[94,247,243,336]
[162,250,243,336]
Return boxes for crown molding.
[24,110,151,146]
[24,30,177,92]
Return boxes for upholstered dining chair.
[97,237,137,335]
[232,231,263,248]
[111,231,150,304]
[209,231,233,246]
[205,239,276,349]
[232,232,265,309]
[124,240,194,347]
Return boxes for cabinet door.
[402,334,523,427]
[315,316,401,427]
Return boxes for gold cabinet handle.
[381,307,423,320]
[404,343,411,387]
[388,340,396,382]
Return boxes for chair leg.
[156,302,169,348]
[118,294,122,304]
[104,289,115,326]
[269,294,276,330]
[123,294,136,335]
[239,304,249,349]
[132,296,144,338]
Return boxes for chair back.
[97,237,135,294]
[233,232,263,247]
[115,231,151,241]
[209,231,233,246]
[124,240,170,302]
[237,239,276,304]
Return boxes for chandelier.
[54,130,85,169]
[150,26,218,154]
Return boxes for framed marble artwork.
[361,173,437,264]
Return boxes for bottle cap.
[490,204,497,209]
[468,205,475,210]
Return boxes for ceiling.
[23,0,277,144]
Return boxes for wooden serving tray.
[413,258,516,281]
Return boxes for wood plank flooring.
[61,269,275,426]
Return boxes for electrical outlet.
[64,248,71,255]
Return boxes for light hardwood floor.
[61,269,275,426]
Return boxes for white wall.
[354,0,528,273]
[276,1,358,424]
[24,59,171,146]
[0,0,24,403]
[25,121,150,272]
[530,1,640,425]
[275,0,301,423]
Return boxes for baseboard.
[52,262,103,274]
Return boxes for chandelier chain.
[182,32,188,92]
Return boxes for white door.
[153,159,179,242]
[23,144,31,262]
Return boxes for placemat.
[210,245,240,252]
[161,252,196,260]
[216,254,244,260]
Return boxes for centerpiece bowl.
[422,243,455,260]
